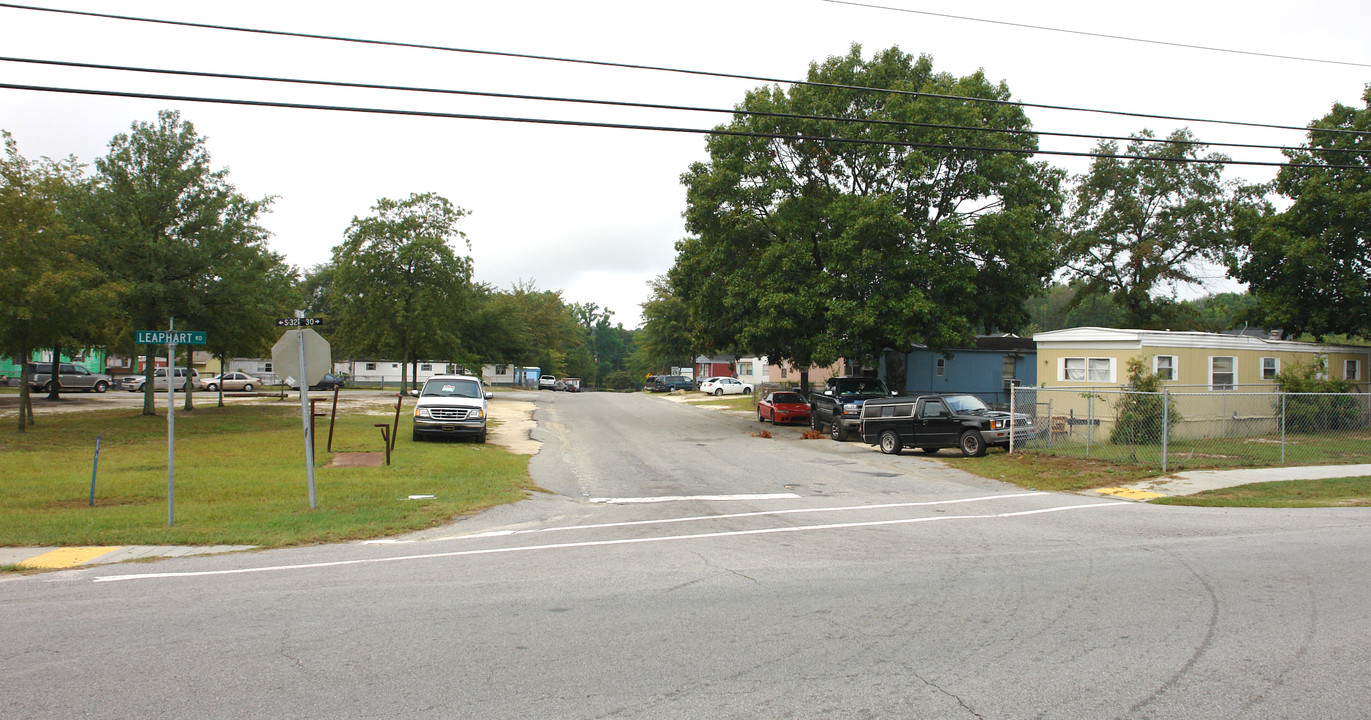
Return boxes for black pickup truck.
[858,393,1035,457]
[809,376,893,441]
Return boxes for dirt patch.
[489,399,539,455]
[329,452,385,467]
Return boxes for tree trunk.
[17,346,31,432]
[182,345,195,412]
[800,369,810,395]
[45,344,62,400]
[142,346,156,415]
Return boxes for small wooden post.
[374,423,391,465]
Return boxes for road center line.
[588,493,801,504]
[93,500,1126,583]
[439,491,1049,541]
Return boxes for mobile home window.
[420,364,431,372]
[365,362,376,371]
[1210,356,1236,390]
[1061,357,1114,383]
[935,358,945,377]
[1153,355,1176,381]
[739,361,753,376]
[1261,357,1279,380]
[1347,359,1362,381]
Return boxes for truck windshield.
[836,380,886,396]
[943,394,990,413]
[422,380,481,398]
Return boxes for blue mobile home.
[881,334,1036,408]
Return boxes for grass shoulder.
[0,403,533,548]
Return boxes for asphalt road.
[3,391,1370,719]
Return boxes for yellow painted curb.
[1095,487,1165,501]
[18,547,123,569]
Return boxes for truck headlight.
[415,408,430,418]
[990,419,1006,430]
[843,403,859,415]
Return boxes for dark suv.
[651,375,693,392]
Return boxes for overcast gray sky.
[3,0,1368,327]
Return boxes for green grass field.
[0,403,533,547]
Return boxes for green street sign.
[136,330,207,345]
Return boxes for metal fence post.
[1009,387,1016,454]
[1161,388,1169,473]
[1046,398,1053,449]
[1086,393,1093,459]
[1280,392,1287,465]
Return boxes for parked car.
[291,373,346,391]
[26,362,114,393]
[413,374,491,442]
[696,376,721,390]
[203,371,261,392]
[757,391,812,425]
[126,367,203,392]
[858,393,1035,457]
[700,377,753,396]
[312,373,346,391]
[651,375,693,392]
[538,374,557,390]
[560,378,582,392]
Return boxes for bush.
[1277,357,1363,431]
[1110,357,1181,445]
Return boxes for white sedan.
[700,377,754,396]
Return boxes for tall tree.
[330,192,472,393]
[200,244,298,406]
[675,45,1062,390]
[637,275,693,373]
[1230,87,1371,340]
[1060,129,1243,329]
[85,110,274,414]
[0,132,120,430]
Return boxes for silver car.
[204,372,261,392]
[126,367,204,392]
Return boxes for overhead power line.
[7,55,1361,158]
[2,2,1368,140]
[822,0,1371,69]
[3,82,1365,170]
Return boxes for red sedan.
[757,391,812,426]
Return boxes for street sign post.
[272,316,332,509]
[135,320,207,527]
[275,317,325,327]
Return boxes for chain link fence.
[1011,386,1371,471]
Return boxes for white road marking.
[449,492,1048,541]
[93,500,1127,583]
[588,493,801,504]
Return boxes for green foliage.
[675,45,1062,370]
[1230,87,1371,340]
[84,110,279,414]
[1061,129,1247,329]
[1276,356,1362,431]
[330,192,473,391]
[0,131,123,429]
[1110,357,1180,445]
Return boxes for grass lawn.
[943,448,1371,507]
[941,451,1168,493]
[687,394,758,412]
[1151,477,1371,507]
[0,402,533,548]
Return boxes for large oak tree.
[1230,87,1371,339]
[673,45,1062,389]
